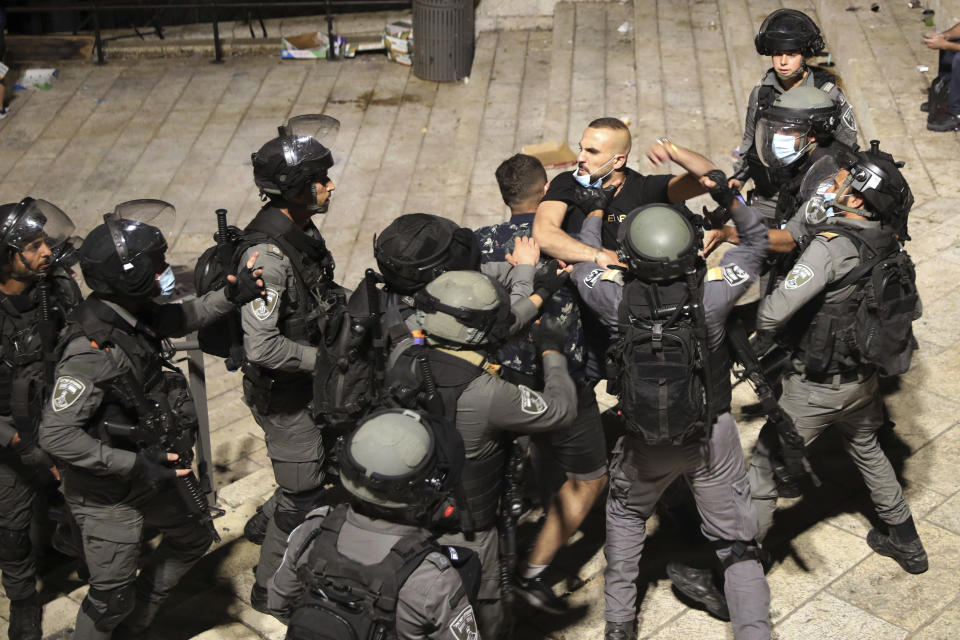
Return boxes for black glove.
[750,330,777,357]
[225,267,265,305]
[13,439,54,473]
[571,184,616,213]
[704,169,735,209]
[532,318,566,354]
[130,450,177,485]
[533,259,569,301]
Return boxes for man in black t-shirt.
[533,117,719,264]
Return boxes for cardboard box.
[521,141,578,168]
[19,68,58,89]
[281,31,352,59]
[384,20,414,66]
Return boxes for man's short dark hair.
[495,154,547,208]
[588,117,630,134]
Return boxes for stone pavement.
[2,0,960,638]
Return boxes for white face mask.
[155,265,176,302]
[771,133,802,164]
[573,155,616,188]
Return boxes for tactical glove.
[130,450,177,485]
[704,169,735,209]
[571,184,616,213]
[225,266,265,305]
[533,259,570,301]
[13,439,54,474]
[532,318,566,354]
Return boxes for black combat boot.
[604,620,636,640]
[666,562,730,621]
[867,516,929,574]
[250,582,271,615]
[9,593,42,640]
[244,505,270,545]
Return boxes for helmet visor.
[281,114,340,169]
[756,120,811,168]
[798,155,844,200]
[105,199,175,265]
[7,199,75,254]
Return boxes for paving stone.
[218,467,278,509]
[775,592,907,640]
[925,490,960,536]
[900,424,960,497]
[909,595,960,640]
[191,621,263,640]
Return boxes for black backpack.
[827,229,920,376]
[608,277,722,445]
[287,505,479,640]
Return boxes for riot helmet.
[617,204,701,282]
[374,214,481,295]
[0,198,77,280]
[252,114,340,212]
[799,141,913,234]
[79,199,174,299]
[339,408,465,523]
[756,86,838,169]
[414,270,513,347]
[755,9,824,57]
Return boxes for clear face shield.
[795,155,845,225]
[279,114,340,172]
[103,199,176,269]
[1,199,78,278]
[756,120,813,168]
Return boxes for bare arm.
[646,139,718,202]
[532,199,618,266]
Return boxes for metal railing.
[5,0,411,64]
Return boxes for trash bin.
[412,0,474,82]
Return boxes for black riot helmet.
[756,86,839,169]
[755,9,825,57]
[252,114,340,212]
[374,213,481,295]
[414,270,513,348]
[618,204,702,282]
[338,408,465,525]
[0,198,77,279]
[79,199,174,299]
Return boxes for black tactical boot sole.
[666,562,731,621]
[867,528,929,574]
[244,506,269,545]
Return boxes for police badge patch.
[251,287,279,321]
[784,264,815,290]
[449,605,479,640]
[52,376,87,412]
[583,268,604,289]
[518,385,548,415]
[720,264,750,287]
[842,105,857,132]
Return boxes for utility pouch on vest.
[802,313,835,374]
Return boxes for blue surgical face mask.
[803,191,838,225]
[573,155,616,188]
[155,266,176,301]
[771,133,802,165]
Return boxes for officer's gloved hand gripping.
[225,251,266,305]
[532,317,567,354]
[129,449,187,486]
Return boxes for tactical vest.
[391,345,506,532]
[288,505,439,640]
[0,272,81,462]
[786,224,899,374]
[746,67,842,203]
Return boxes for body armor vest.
[392,346,506,532]
[786,224,897,374]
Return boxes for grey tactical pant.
[0,461,37,601]
[604,413,771,640]
[69,485,213,640]
[748,371,911,540]
[244,389,326,590]
[437,527,503,640]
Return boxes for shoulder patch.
[720,264,750,287]
[250,287,279,321]
[449,605,479,640]
[582,268,604,289]
[817,231,840,240]
[784,263,815,290]
[706,266,723,281]
[425,551,452,570]
[51,376,87,412]
[842,105,857,132]
[518,384,548,415]
[266,244,284,259]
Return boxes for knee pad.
[0,526,31,563]
[275,487,327,534]
[716,540,762,572]
[82,583,136,632]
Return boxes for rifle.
[103,369,222,542]
[215,208,245,372]
[498,439,524,639]
[727,318,819,497]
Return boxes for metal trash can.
[412,0,475,82]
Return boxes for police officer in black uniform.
[0,198,80,640]
[732,8,858,219]
[39,200,264,640]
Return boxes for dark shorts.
[531,383,608,481]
